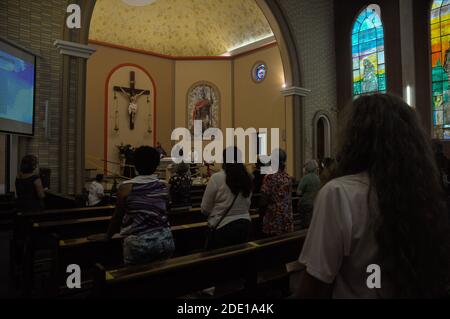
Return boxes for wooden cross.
[114,71,150,130]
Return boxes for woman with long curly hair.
[295,94,450,298]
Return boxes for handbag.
[204,194,238,250]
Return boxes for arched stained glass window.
[431,0,450,139]
[352,4,386,96]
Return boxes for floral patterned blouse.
[261,170,294,236]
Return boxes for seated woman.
[297,160,321,229]
[105,146,175,265]
[15,155,46,212]
[201,147,252,249]
[259,149,294,237]
[169,162,192,208]
[295,94,450,299]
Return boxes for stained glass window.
[431,0,450,139]
[352,4,386,96]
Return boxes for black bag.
[205,194,238,250]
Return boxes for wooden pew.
[18,205,115,223]
[45,214,260,296]
[44,191,78,209]
[29,207,207,240]
[92,230,307,298]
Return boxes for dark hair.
[322,157,335,169]
[334,94,450,298]
[176,162,189,175]
[432,139,444,154]
[95,174,104,182]
[20,155,37,174]
[222,147,252,198]
[134,146,160,175]
[271,148,287,171]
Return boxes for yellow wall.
[234,46,285,131]
[233,46,286,167]
[85,45,174,172]
[174,60,233,132]
[86,44,288,174]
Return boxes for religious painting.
[431,0,450,139]
[187,82,220,136]
[351,4,386,97]
[252,62,268,83]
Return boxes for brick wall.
[0,0,69,192]
[278,0,338,161]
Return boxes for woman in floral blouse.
[259,149,294,237]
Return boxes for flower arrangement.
[117,143,133,156]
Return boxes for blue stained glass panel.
[352,33,359,46]
[434,0,444,9]
[352,22,361,35]
[431,0,450,139]
[359,40,377,55]
[378,52,385,64]
[352,4,386,97]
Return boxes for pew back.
[93,230,307,298]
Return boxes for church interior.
[1,0,450,301]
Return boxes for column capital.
[281,86,311,97]
[53,39,96,59]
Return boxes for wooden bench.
[92,230,307,298]
[45,214,261,296]
[44,191,78,210]
[29,207,208,240]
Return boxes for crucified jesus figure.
[114,71,151,130]
[119,87,146,129]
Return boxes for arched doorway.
[313,112,332,160]
[317,118,326,160]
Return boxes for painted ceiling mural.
[89,0,274,57]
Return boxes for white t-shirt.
[299,172,392,299]
[201,170,251,229]
[88,181,105,206]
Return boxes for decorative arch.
[77,0,303,179]
[103,63,157,173]
[312,111,332,160]
[352,4,386,96]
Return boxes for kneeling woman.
[202,147,253,249]
[106,146,175,265]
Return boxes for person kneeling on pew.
[94,146,175,265]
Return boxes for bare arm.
[106,183,132,239]
[119,87,130,97]
[134,90,146,99]
[33,178,46,199]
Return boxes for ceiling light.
[122,0,157,6]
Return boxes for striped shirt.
[120,175,170,236]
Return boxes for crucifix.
[114,71,150,130]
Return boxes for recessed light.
[122,0,157,6]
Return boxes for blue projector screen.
[0,40,36,136]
